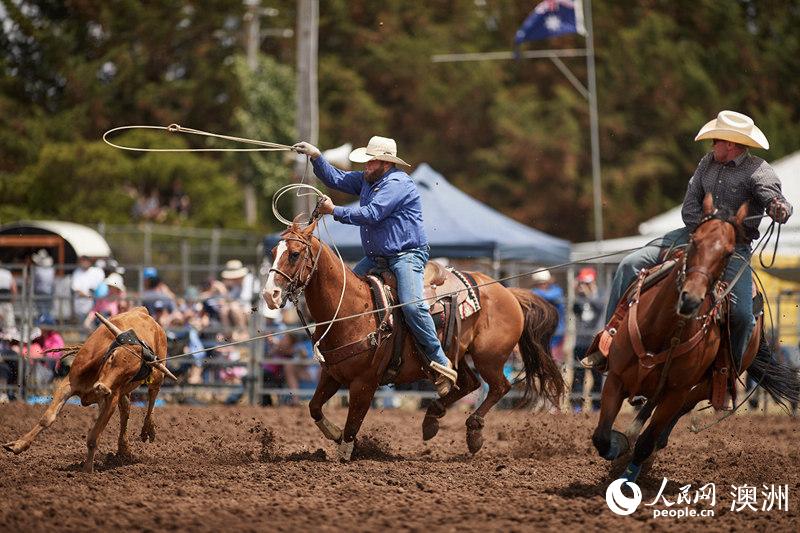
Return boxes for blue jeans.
[606,227,754,365]
[353,247,449,367]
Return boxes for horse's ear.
[702,193,715,216]
[303,217,319,236]
[734,201,749,228]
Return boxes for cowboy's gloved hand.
[318,195,335,215]
[292,141,321,160]
[768,198,792,224]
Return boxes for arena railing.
[2,262,793,414]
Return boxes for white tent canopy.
[0,220,111,259]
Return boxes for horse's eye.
[289,251,300,260]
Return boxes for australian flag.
[514,0,586,45]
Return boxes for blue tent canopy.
[266,163,570,264]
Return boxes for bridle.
[268,231,323,306]
[676,212,735,301]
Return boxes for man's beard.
[364,164,384,183]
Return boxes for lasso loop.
[102,124,296,153]
[271,183,326,226]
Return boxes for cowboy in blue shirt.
[293,136,457,396]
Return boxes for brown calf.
[3,307,176,472]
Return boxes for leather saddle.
[376,262,480,317]
[366,262,481,385]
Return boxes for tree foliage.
[2,0,800,240]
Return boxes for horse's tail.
[747,335,800,411]
[509,288,566,407]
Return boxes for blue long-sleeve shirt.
[312,155,428,257]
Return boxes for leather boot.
[430,360,457,396]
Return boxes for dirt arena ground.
[1,402,798,532]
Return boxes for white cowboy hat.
[349,136,411,167]
[531,269,552,284]
[694,110,769,149]
[31,249,53,267]
[221,259,249,280]
[105,272,126,292]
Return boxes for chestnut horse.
[593,196,800,481]
[263,221,565,460]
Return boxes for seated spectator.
[220,259,255,335]
[531,269,566,365]
[151,299,176,328]
[83,273,127,329]
[31,249,55,316]
[199,277,229,326]
[133,188,166,222]
[140,267,177,315]
[0,326,20,402]
[169,178,191,218]
[35,314,66,376]
[0,266,17,329]
[71,255,105,321]
[0,358,10,402]
[214,332,247,404]
[2,326,53,386]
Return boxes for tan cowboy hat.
[694,110,769,149]
[221,259,249,280]
[349,136,411,167]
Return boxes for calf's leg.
[85,393,120,473]
[3,378,74,454]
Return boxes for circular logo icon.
[606,478,643,516]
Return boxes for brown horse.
[593,196,800,481]
[263,221,565,460]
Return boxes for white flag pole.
[584,0,603,243]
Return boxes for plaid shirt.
[681,151,791,242]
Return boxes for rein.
[633,215,734,406]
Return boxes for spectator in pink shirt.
[83,273,126,329]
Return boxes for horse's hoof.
[337,440,354,462]
[315,417,342,443]
[622,462,641,482]
[466,429,484,454]
[639,454,656,476]
[116,443,133,459]
[602,430,630,461]
[3,440,27,455]
[422,416,440,441]
[140,422,156,443]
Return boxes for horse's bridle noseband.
[268,233,323,306]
